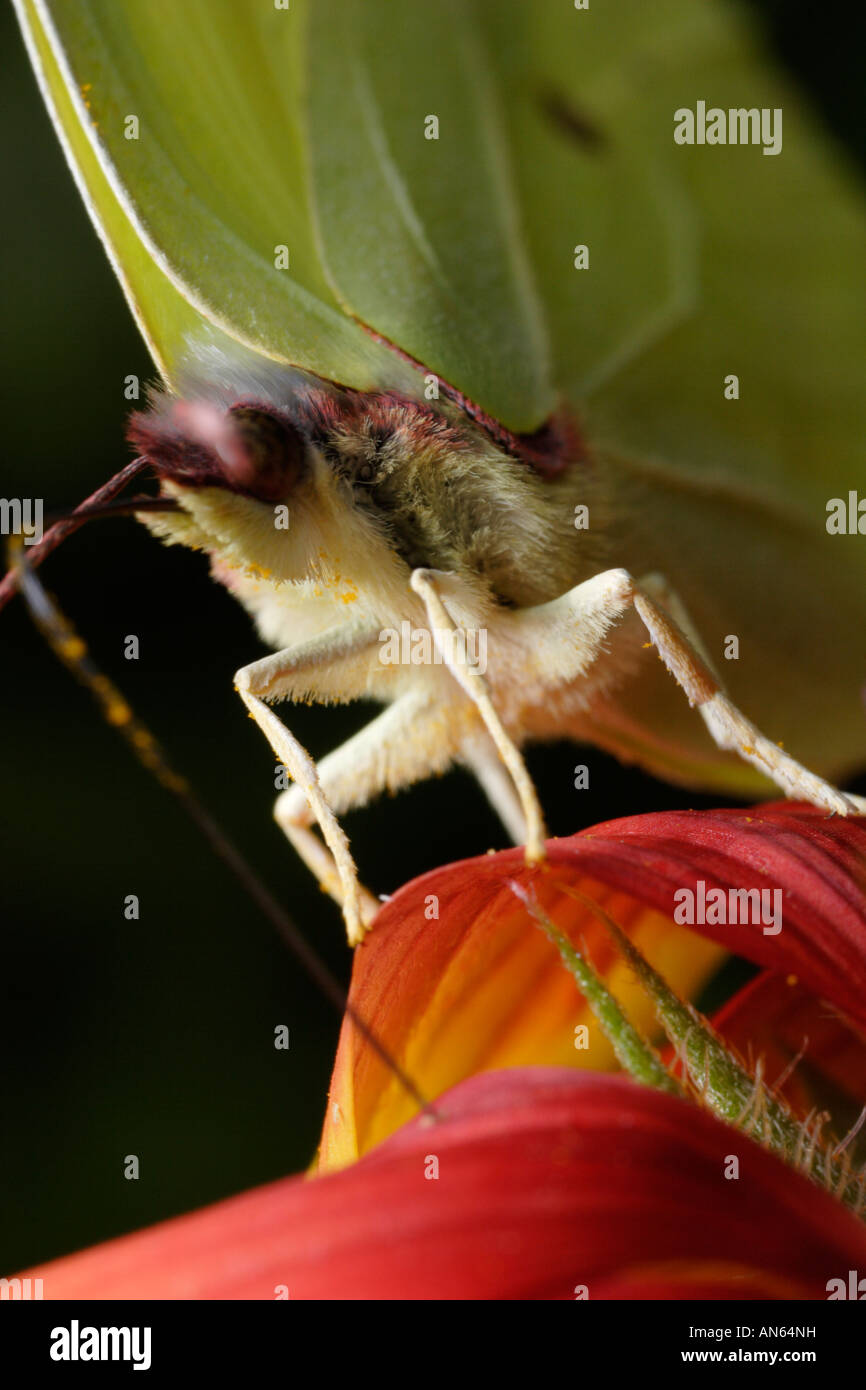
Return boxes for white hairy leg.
[459,732,530,846]
[410,567,547,861]
[234,623,384,945]
[273,685,478,942]
[511,567,865,817]
[236,619,481,943]
[237,567,865,947]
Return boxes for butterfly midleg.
[459,733,529,846]
[409,568,547,861]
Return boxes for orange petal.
[321,862,721,1169]
[322,803,866,1167]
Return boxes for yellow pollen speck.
[786,974,798,987]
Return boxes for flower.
[19,1068,866,1300]
[322,803,866,1167]
[11,802,866,1299]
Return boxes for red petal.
[558,803,866,1022]
[21,1070,866,1300]
[324,802,866,1161]
[712,969,866,1126]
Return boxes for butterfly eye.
[223,406,306,502]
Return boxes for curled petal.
[323,804,866,1164]
[713,969,866,1134]
[21,1071,866,1300]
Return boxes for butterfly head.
[127,398,307,504]
[126,352,593,614]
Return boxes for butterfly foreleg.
[272,685,474,943]
[234,623,384,945]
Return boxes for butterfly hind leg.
[496,566,862,819]
[413,565,865,842]
[629,571,865,815]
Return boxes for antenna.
[0,457,155,613]
[4,504,435,1122]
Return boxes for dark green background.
[1,1,864,1273]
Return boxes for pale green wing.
[18,0,220,382]
[304,0,553,433]
[18,0,555,430]
[17,0,412,390]
[479,0,866,790]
